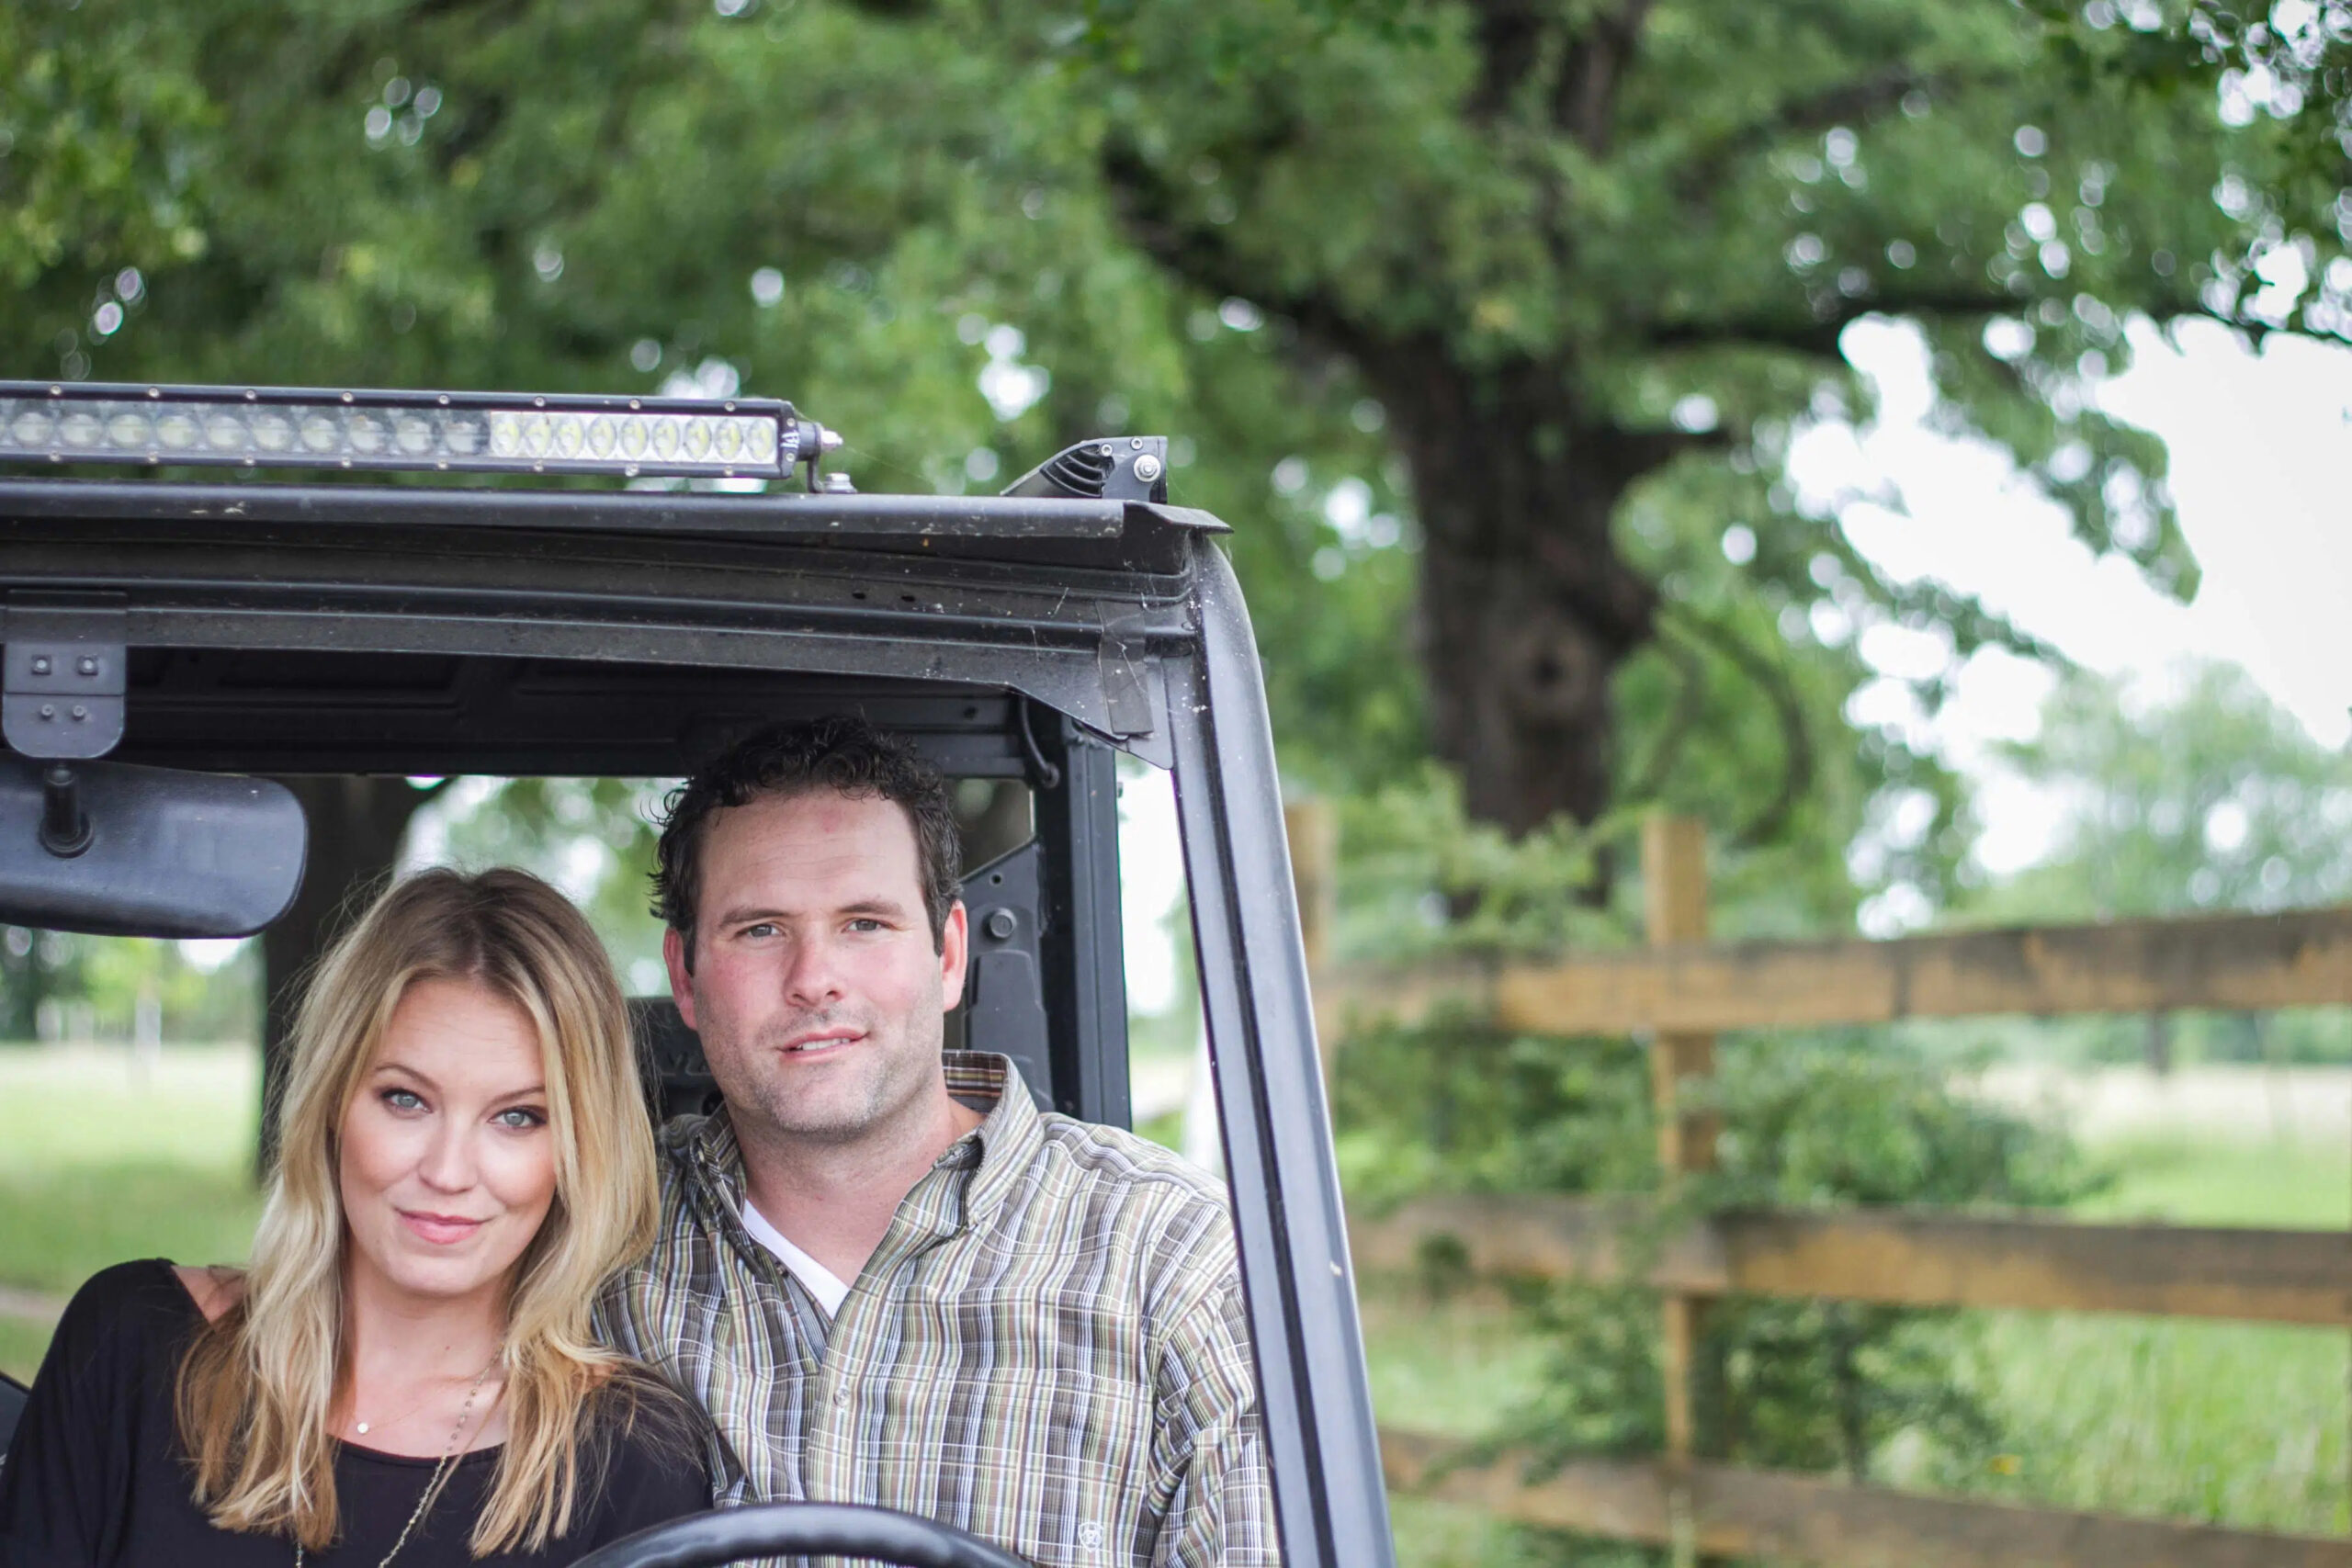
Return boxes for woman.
[0,868,710,1565]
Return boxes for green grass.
[1360,1289,1560,1567]
[1350,1128,2352,1552]
[0,1044,264,1382]
[0,1043,256,1171]
[1946,1129,2352,1536]
[2085,1133,2350,1228]
[0,1164,263,1292]
[1960,1312,2346,1534]
[0,1314,52,1383]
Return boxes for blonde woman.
[0,868,708,1566]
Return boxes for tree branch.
[1099,131,1367,355]
[1660,603,1815,850]
[1628,629,1708,801]
[1675,66,1955,204]
[1644,287,2027,359]
[1466,0,1657,153]
[1555,0,1657,154]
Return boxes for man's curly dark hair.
[652,716,963,966]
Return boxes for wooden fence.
[1288,804,2352,1568]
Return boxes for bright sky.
[1796,316,2352,877]
[1122,315,2352,1008]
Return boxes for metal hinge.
[2,593,129,761]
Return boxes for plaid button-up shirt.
[594,1052,1280,1568]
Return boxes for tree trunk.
[1369,348,1664,834]
[255,777,440,1174]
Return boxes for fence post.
[1285,797,1338,1080]
[1644,812,1716,1568]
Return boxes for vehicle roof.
[1,478,1230,770]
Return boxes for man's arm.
[1148,1269,1283,1568]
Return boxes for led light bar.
[0,382,834,481]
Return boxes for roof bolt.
[37,705,54,720]
[28,656,51,676]
[1130,437,1144,449]
[820,472,856,494]
[1133,455,1163,482]
[76,657,97,676]
[69,705,88,721]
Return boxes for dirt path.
[0,1282,63,1326]
[1966,1064,2352,1145]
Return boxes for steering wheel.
[569,1501,1034,1568]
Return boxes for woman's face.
[338,976,559,1309]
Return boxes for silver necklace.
[296,1359,497,1568]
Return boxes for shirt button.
[832,1388,850,1407]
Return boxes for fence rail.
[1380,1430,2352,1568]
[1350,1193,2352,1326]
[1286,804,2352,1568]
[1313,902,2352,1042]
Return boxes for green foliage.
[0,928,255,1045]
[1981,660,2352,919]
[7,0,2339,861]
[1335,1025,2098,1559]
[1709,1033,2099,1210]
[1950,659,2352,1067]
[1333,1020,1662,1206]
[430,776,673,993]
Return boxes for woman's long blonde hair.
[177,867,663,1556]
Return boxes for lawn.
[1352,1126,2352,1557]
[0,1044,263,1381]
[1966,1128,2351,1535]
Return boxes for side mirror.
[0,753,306,937]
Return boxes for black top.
[0,1260,710,1567]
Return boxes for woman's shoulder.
[30,1259,206,1403]
[169,1263,243,1322]
[55,1258,203,1346]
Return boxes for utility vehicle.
[0,380,1393,1568]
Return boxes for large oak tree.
[5,0,2346,1052]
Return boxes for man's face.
[665,788,967,1148]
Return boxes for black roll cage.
[0,472,1395,1568]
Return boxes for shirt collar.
[675,1051,1044,1231]
[939,1051,1045,1229]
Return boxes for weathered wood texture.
[1313,905,2352,1041]
[1381,1430,2352,1568]
[1640,815,1714,1495]
[1349,1195,2352,1325]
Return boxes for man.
[596,716,1278,1568]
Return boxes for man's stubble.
[703,987,947,1153]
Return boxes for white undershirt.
[740,1199,854,1317]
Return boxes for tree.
[12,0,2349,1048]
[13,1,2345,844]
[1988,660,2352,919]
[255,778,446,1167]
[1069,0,2346,833]
[1973,660,2352,1067]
